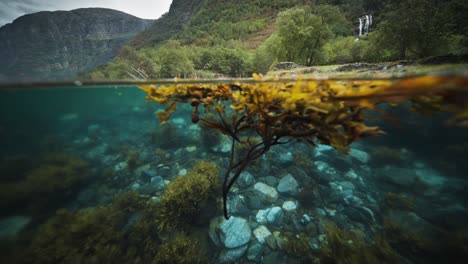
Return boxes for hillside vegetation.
[83,0,468,80]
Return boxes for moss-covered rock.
[22,192,159,264]
[320,222,398,264]
[156,161,219,232]
[153,235,205,264]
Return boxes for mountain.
[130,0,205,49]
[0,8,153,82]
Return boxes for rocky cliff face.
[0,8,152,81]
[130,0,204,48]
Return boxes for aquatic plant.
[383,192,414,211]
[382,217,430,258]
[320,222,398,264]
[22,192,159,264]
[139,75,468,218]
[283,232,316,261]
[156,161,219,232]
[0,152,89,213]
[153,235,206,264]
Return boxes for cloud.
[0,0,172,26]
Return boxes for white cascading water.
[358,17,363,36]
[364,15,369,34]
[356,14,372,40]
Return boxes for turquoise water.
[0,85,467,263]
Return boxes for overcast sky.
[0,0,173,26]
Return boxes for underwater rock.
[86,143,109,160]
[316,208,326,216]
[138,148,154,163]
[256,209,268,224]
[0,215,31,240]
[253,225,272,243]
[263,176,278,187]
[227,194,248,215]
[386,210,441,240]
[282,201,298,212]
[247,242,264,262]
[59,113,78,121]
[209,217,224,247]
[171,117,186,127]
[343,206,374,224]
[219,244,248,263]
[266,206,284,226]
[237,171,255,188]
[415,168,446,188]
[349,148,369,163]
[277,151,293,166]
[131,182,141,190]
[314,161,337,177]
[212,138,232,153]
[219,217,252,249]
[340,181,356,191]
[87,124,100,134]
[185,146,197,153]
[377,166,420,187]
[256,207,283,226]
[302,214,312,224]
[263,249,281,263]
[277,174,299,195]
[343,194,364,207]
[141,168,158,182]
[150,176,165,191]
[345,169,358,180]
[114,161,128,172]
[315,161,329,172]
[308,237,321,253]
[314,144,333,156]
[254,183,278,202]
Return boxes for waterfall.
[359,18,363,36]
[356,14,372,39]
[364,15,369,34]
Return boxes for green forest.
[83,0,468,80]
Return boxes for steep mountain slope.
[0,8,152,82]
[130,0,317,49]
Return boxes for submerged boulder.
[219,244,248,263]
[277,174,299,195]
[219,217,252,248]
[349,149,370,163]
[254,183,278,202]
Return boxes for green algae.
[156,161,220,232]
[320,222,398,264]
[153,235,206,264]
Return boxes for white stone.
[282,201,298,212]
[315,144,333,156]
[345,169,358,179]
[314,161,329,172]
[114,161,127,172]
[253,225,272,243]
[349,149,369,163]
[256,209,267,224]
[266,206,283,225]
[219,217,252,249]
[254,182,278,201]
[185,146,197,152]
